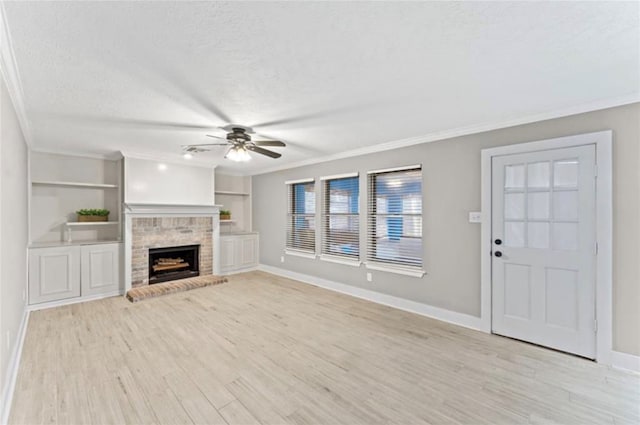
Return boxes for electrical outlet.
[366,272,372,282]
[280,256,285,263]
[469,211,482,223]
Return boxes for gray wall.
[253,103,640,356]
[0,75,29,415]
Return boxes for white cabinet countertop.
[29,240,122,249]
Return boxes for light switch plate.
[469,211,482,223]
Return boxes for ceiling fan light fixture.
[226,145,251,162]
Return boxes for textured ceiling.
[4,1,639,174]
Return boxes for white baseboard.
[27,289,124,312]
[611,350,640,374]
[1,307,30,425]
[222,266,259,276]
[258,264,485,332]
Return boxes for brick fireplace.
[124,203,220,290]
[130,217,213,287]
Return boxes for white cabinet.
[29,243,123,305]
[29,246,81,304]
[81,243,121,296]
[220,233,259,273]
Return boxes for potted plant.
[220,209,231,220]
[76,208,110,222]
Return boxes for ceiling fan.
[182,125,285,162]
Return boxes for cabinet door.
[220,237,236,271]
[239,235,258,267]
[81,243,122,296]
[29,246,81,304]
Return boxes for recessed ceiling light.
[182,152,193,160]
[157,163,168,171]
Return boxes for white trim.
[319,255,361,267]
[610,351,640,374]
[124,203,220,216]
[320,172,359,181]
[30,148,123,162]
[284,249,317,259]
[367,164,421,175]
[221,266,259,276]
[258,264,483,331]
[251,95,639,176]
[0,3,32,148]
[284,178,314,185]
[0,308,29,425]
[27,290,124,312]
[480,130,614,363]
[365,262,426,278]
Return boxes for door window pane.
[504,193,525,220]
[528,192,550,220]
[527,162,550,188]
[505,222,525,247]
[554,160,579,188]
[553,191,579,222]
[528,222,549,249]
[505,165,525,189]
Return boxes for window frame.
[366,165,425,277]
[320,173,361,265]
[285,178,317,256]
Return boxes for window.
[321,174,359,259]
[367,166,423,268]
[286,179,316,253]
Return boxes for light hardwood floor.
[10,271,640,424]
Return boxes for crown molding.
[30,147,123,161]
[0,2,32,147]
[250,94,640,176]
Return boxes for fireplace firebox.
[149,245,200,284]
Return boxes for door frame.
[480,130,613,365]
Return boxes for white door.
[29,246,81,304]
[81,243,122,296]
[491,144,596,358]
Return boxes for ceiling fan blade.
[185,143,229,147]
[253,140,286,147]
[246,145,282,159]
[206,134,227,140]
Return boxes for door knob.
[494,251,503,257]
[495,239,502,245]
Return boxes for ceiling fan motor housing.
[228,127,251,143]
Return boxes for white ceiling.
[4,1,639,174]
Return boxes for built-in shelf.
[220,219,236,223]
[215,191,250,196]
[32,180,119,189]
[64,221,120,243]
[65,221,120,227]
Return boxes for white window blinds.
[321,174,359,259]
[367,166,423,268]
[286,179,316,253]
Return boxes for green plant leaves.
[76,208,110,216]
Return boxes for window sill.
[365,262,426,278]
[285,249,317,259]
[319,255,361,267]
